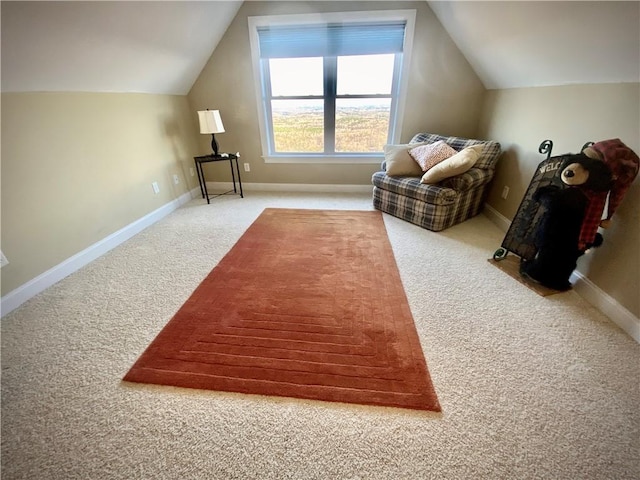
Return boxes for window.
[249,10,416,163]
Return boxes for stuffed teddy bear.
[520,153,613,290]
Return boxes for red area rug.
[123,208,440,412]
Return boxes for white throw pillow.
[384,143,428,176]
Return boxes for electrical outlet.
[190,167,195,177]
[152,181,160,194]
[1,251,9,268]
[244,163,250,172]
[501,186,510,199]
[173,174,180,185]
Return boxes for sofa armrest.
[440,167,494,192]
[372,172,457,205]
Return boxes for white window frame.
[248,10,416,164]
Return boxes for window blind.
[257,21,406,58]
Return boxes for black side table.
[193,153,244,204]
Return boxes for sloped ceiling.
[1,1,638,95]
[427,1,640,89]
[1,1,243,94]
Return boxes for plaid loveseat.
[372,133,502,231]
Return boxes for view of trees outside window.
[268,54,395,153]
[335,98,390,152]
[271,100,324,152]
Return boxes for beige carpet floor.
[2,192,639,480]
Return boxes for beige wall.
[188,1,485,185]
[479,83,640,318]
[1,92,200,295]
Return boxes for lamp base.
[211,134,220,156]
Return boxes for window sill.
[263,154,383,165]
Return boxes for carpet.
[488,256,565,297]
[123,208,440,412]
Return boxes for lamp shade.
[198,110,225,134]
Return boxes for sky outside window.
[269,57,323,96]
[337,54,394,95]
[269,54,394,97]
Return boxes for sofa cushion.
[409,141,458,171]
[440,167,493,191]
[410,133,501,170]
[371,171,457,205]
[383,143,427,176]
[420,144,483,184]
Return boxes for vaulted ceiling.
[428,1,640,89]
[1,1,638,94]
[1,1,243,94]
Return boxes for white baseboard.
[1,190,195,318]
[483,204,511,232]
[569,271,640,343]
[205,181,373,194]
[483,203,640,343]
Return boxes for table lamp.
[198,110,225,156]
